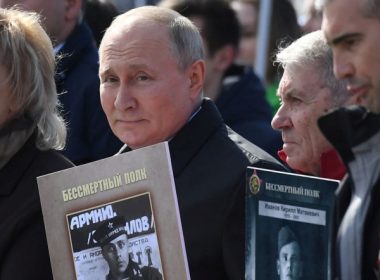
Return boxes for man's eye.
[341,36,361,51]
[117,240,126,249]
[289,96,302,104]
[102,76,118,83]
[136,74,149,81]
[105,246,116,253]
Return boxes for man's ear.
[188,59,206,100]
[64,0,82,21]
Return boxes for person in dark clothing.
[98,6,286,279]
[158,0,282,159]
[0,8,74,279]
[217,64,282,158]
[54,18,122,164]
[94,216,163,280]
[230,0,302,115]
[318,107,380,280]
[319,0,380,278]
[0,0,123,165]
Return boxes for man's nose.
[115,84,136,111]
[271,105,292,131]
[333,51,355,80]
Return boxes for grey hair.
[0,8,67,150]
[275,30,349,106]
[103,5,204,71]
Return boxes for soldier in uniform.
[276,226,303,280]
[93,216,163,280]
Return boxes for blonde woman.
[0,8,74,278]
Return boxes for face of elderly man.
[322,0,380,113]
[271,65,335,175]
[99,15,204,150]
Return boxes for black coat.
[0,134,74,279]
[319,106,380,280]
[120,99,286,279]
[55,22,122,165]
[216,64,282,159]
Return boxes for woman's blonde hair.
[0,7,67,150]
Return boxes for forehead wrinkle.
[100,43,156,73]
[101,29,173,65]
[278,78,293,97]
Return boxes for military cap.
[93,216,127,247]
[277,225,298,254]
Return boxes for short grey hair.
[101,6,204,71]
[275,30,349,106]
[0,8,67,150]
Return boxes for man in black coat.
[98,6,286,280]
[320,0,380,278]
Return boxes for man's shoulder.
[227,126,286,171]
[170,99,285,172]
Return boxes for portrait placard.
[37,142,189,279]
[245,167,339,280]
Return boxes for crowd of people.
[0,0,378,279]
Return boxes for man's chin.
[116,263,127,273]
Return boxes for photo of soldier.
[276,225,303,280]
[93,216,163,280]
[248,217,327,280]
[66,193,163,279]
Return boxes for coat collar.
[168,99,224,177]
[318,105,380,189]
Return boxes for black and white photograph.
[250,218,325,280]
[67,193,163,280]
[245,167,339,280]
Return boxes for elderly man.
[98,6,284,279]
[317,0,380,279]
[271,30,354,180]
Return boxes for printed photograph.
[66,192,164,280]
[247,215,326,280]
